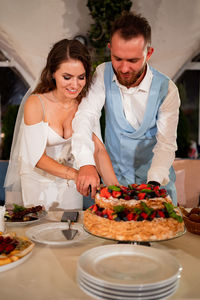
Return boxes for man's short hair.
[111,11,151,46]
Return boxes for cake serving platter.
[83,226,186,245]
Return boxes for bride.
[4,39,118,211]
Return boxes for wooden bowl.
[183,216,200,235]
[180,207,200,235]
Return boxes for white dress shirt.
[72,63,180,186]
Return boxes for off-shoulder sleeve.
[19,121,48,173]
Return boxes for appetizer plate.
[5,210,47,226]
[0,252,32,273]
[26,222,89,245]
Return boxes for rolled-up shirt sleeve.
[147,80,180,185]
[72,63,106,168]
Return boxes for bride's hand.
[76,165,100,198]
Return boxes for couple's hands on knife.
[76,165,100,198]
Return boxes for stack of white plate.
[77,244,182,300]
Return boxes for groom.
[72,11,180,205]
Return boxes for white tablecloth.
[1,211,200,300]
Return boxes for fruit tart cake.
[84,183,184,241]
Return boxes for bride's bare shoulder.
[24,94,44,125]
[25,93,42,106]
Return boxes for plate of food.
[5,204,47,226]
[0,232,34,271]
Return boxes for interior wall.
[133,0,200,78]
[0,0,91,85]
[0,0,200,83]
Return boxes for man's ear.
[107,42,111,50]
[146,47,154,61]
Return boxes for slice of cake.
[84,183,184,242]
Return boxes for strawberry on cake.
[84,183,184,242]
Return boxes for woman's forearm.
[36,153,78,181]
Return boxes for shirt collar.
[112,63,153,93]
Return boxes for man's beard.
[115,64,146,88]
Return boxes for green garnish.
[13,204,26,213]
[134,207,142,214]
[163,202,183,222]
[141,201,154,215]
[139,189,153,194]
[128,184,134,190]
[113,206,125,213]
[108,185,121,191]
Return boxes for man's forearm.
[72,111,96,167]
[72,64,106,168]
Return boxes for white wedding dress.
[4,93,83,211]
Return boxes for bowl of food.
[180,207,200,235]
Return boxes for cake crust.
[84,209,184,242]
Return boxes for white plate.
[26,222,89,245]
[0,252,32,272]
[78,266,181,291]
[5,210,47,226]
[78,279,178,300]
[78,245,182,289]
[77,272,179,296]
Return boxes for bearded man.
[72,11,180,206]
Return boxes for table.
[1,211,200,300]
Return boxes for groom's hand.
[76,165,100,198]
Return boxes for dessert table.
[1,211,200,300]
